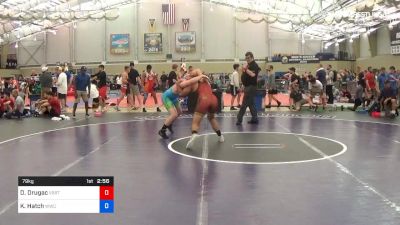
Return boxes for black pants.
[237,85,257,122]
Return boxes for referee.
[236,51,261,125]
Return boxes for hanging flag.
[149,19,156,32]
[162,4,175,25]
[182,18,189,31]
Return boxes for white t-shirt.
[309,80,323,93]
[57,72,68,94]
[87,84,99,99]
[230,70,240,87]
[15,96,25,113]
[116,76,122,85]
[327,70,334,85]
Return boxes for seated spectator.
[0,93,5,118]
[339,87,352,103]
[88,80,100,111]
[2,92,15,114]
[307,77,327,111]
[349,79,366,111]
[10,89,25,118]
[36,91,61,117]
[291,85,307,111]
[379,81,398,117]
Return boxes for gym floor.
[0,111,400,225]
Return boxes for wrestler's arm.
[179,74,209,88]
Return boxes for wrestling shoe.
[167,125,174,133]
[218,135,225,143]
[186,133,199,150]
[158,129,169,139]
[247,120,259,124]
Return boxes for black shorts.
[58,93,66,99]
[268,89,278,95]
[290,92,303,102]
[92,98,99,104]
[49,109,60,117]
[230,85,240,96]
[354,98,362,107]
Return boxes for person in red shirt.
[0,94,5,118]
[37,91,61,117]
[365,67,378,102]
[2,92,15,113]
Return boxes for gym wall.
[15,0,323,68]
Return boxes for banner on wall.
[281,55,320,64]
[144,33,163,53]
[110,34,130,55]
[149,19,156,32]
[182,18,189,31]
[390,24,400,55]
[176,31,196,53]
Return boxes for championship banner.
[110,34,129,55]
[144,33,163,53]
[182,18,189,31]
[176,32,196,53]
[390,23,400,55]
[281,55,320,64]
[149,19,156,33]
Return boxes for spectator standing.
[168,64,178,88]
[387,66,399,106]
[72,66,91,118]
[160,71,168,91]
[56,66,68,112]
[265,65,281,108]
[365,66,378,101]
[95,64,108,113]
[128,62,142,110]
[229,64,242,110]
[115,66,129,111]
[377,67,388,92]
[316,64,327,91]
[39,66,53,98]
[142,64,161,112]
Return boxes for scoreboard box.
[18,176,114,214]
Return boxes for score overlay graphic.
[18,176,114,213]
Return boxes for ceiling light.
[15,42,19,48]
